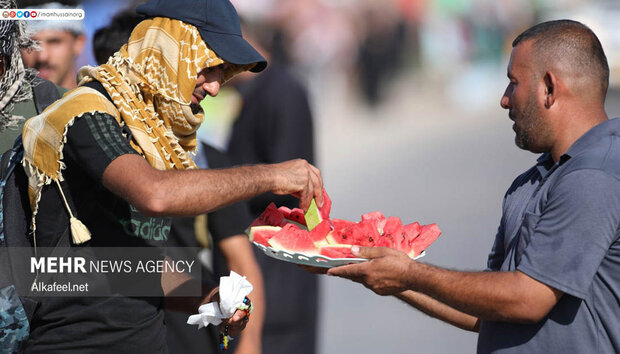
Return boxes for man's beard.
[190,87,207,114]
[190,102,203,115]
[512,91,551,153]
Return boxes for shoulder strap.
[32,78,62,114]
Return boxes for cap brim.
[199,30,267,73]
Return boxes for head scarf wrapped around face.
[77,17,250,170]
[22,17,252,235]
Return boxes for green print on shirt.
[119,205,169,241]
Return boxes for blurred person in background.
[225,15,318,354]
[0,0,65,153]
[18,0,85,89]
[91,9,143,66]
[328,20,620,354]
[356,2,409,106]
[94,10,266,354]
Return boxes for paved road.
[313,71,620,354]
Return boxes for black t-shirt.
[24,112,169,353]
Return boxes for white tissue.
[187,271,254,329]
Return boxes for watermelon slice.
[380,216,405,251]
[399,222,422,255]
[326,220,380,247]
[249,226,282,247]
[350,220,381,247]
[382,216,403,236]
[318,244,355,259]
[308,219,333,245]
[326,219,356,245]
[326,223,356,245]
[374,233,396,248]
[332,219,355,231]
[268,224,318,255]
[250,202,284,227]
[304,189,332,231]
[361,211,387,232]
[319,189,332,220]
[409,223,441,257]
[249,189,442,261]
[281,220,308,230]
[278,206,307,226]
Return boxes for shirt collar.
[563,117,620,160]
[535,152,554,175]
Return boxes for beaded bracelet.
[219,296,253,351]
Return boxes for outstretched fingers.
[327,262,367,281]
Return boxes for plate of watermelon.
[247,189,441,268]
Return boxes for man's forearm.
[103,155,274,216]
[395,290,479,332]
[103,155,322,217]
[405,262,560,323]
[148,164,274,216]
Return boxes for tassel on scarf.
[55,179,91,244]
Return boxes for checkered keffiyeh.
[21,17,253,228]
[0,20,14,56]
[0,0,38,133]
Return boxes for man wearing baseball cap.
[19,0,86,89]
[18,0,321,352]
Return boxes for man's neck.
[550,108,608,161]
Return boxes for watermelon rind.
[304,198,323,231]
[248,225,282,247]
[248,226,282,241]
[281,220,308,230]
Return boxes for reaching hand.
[269,159,323,211]
[327,246,414,295]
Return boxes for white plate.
[252,242,426,268]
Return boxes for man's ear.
[543,71,557,108]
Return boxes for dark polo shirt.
[478,118,620,354]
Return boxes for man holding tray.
[328,20,620,353]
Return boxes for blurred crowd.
[68,0,617,111]
[230,0,618,108]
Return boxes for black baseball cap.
[136,0,267,72]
